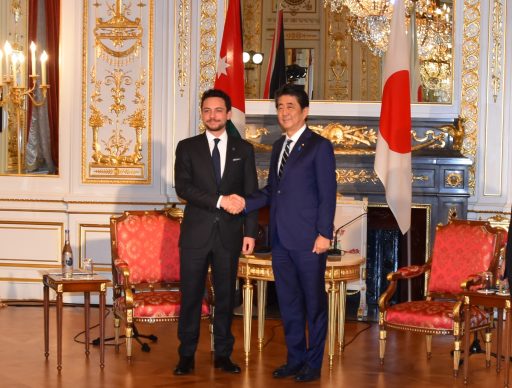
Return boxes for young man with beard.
[173,89,258,375]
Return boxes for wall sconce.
[243,50,264,66]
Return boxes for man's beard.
[204,120,226,132]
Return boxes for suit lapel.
[221,136,236,185]
[280,128,312,179]
[199,134,218,187]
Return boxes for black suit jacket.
[174,133,259,252]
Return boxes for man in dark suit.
[173,89,258,375]
[238,84,337,382]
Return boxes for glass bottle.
[62,229,73,279]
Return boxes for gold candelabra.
[0,76,49,174]
[0,41,49,174]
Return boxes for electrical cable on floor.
[72,307,125,347]
[343,320,373,348]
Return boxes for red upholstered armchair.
[378,219,503,376]
[110,208,214,360]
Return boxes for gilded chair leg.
[425,334,432,359]
[114,317,120,352]
[210,321,214,353]
[126,325,133,361]
[379,329,387,365]
[453,339,461,377]
[485,330,492,368]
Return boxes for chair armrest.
[460,273,485,291]
[378,264,431,314]
[114,259,131,283]
[387,264,430,281]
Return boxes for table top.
[42,271,110,292]
[462,290,512,308]
[238,252,363,282]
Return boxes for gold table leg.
[257,280,267,351]
[243,278,254,365]
[327,280,339,369]
[338,281,347,353]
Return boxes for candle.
[30,41,36,77]
[4,41,12,78]
[11,53,18,87]
[19,53,25,88]
[40,50,48,85]
[0,49,3,86]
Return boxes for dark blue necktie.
[278,139,292,179]
[212,138,221,186]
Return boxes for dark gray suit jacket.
[175,133,259,252]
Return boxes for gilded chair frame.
[110,208,214,360]
[378,219,503,376]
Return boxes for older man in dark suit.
[173,89,258,375]
[238,84,337,382]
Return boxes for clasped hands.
[220,194,245,215]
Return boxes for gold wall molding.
[177,0,191,97]
[199,0,217,95]
[82,0,153,184]
[461,0,481,193]
[490,0,504,103]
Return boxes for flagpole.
[406,229,412,301]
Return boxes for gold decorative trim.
[461,0,481,193]
[250,121,464,155]
[82,0,153,184]
[490,0,504,103]
[445,172,463,188]
[177,0,191,96]
[199,0,217,95]
[336,169,379,184]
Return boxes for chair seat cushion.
[384,301,490,331]
[114,291,210,319]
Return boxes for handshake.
[220,194,246,215]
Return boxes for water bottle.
[62,229,73,279]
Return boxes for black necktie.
[278,139,292,178]
[212,138,221,186]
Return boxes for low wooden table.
[462,290,511,386]
[43,272,110,371]
[237,252,363,368]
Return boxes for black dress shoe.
[294,365,321,382]
[214,356,241,373]
[173,356,194,375]
[272,363,303,378]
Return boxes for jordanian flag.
[214,0,245,138]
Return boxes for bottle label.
[63,252,73,266]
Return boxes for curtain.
[45,0,60,171]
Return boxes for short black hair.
[274,83,309,110]
[201,89,232,111]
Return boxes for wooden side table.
[462,291,511,387]
[43,272,110,371]
[237,252,363,369]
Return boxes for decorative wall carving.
[461,0,481,193]
[82,0,153,183]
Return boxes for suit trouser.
[178,226,239,357]
[272,234,328,370]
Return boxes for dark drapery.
[45,0,60,171]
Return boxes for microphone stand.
[327,212,367,256]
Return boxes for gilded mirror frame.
[196,0,481,192]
